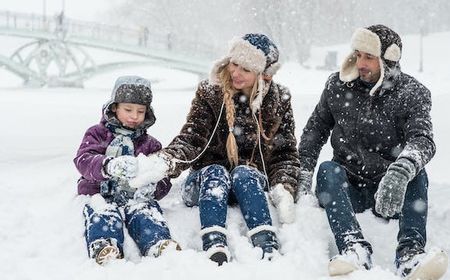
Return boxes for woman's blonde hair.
[218,65,259,167]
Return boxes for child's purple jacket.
[74,120,172,200]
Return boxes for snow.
[128,153,169,189]
[1,32,449,280]
[269,183,296,224]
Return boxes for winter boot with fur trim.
[328,242,373,276]
[248,225,280,260]
[200,226,230,266]
[146,239,182,257]
[89,238,122,265]
[396,247,448,280]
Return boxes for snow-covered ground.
[0,32,449,280]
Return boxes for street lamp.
[419,19,425,73]
[42,0,47,29]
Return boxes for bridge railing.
[0,10,220,59]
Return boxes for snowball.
[128,153,169,189]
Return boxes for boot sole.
[95,245,120,265]
[407,250,448,280]
[329,258,358,276]
[149,239,182,257]
[210,251,228,266]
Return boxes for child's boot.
[89,238,121,265]
[147,239,182,257]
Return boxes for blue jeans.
[83,199,172,256]
[182,164,273,231]
[316,161,428,257]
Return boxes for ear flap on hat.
[209,56,231,85]
[368,57,385,96]
[144,106,156,128]
[263,61,281,77]
[339,53,359,82]
[384,44,401,62]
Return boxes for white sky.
[0,0,115,21]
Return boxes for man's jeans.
[316,160,428,257]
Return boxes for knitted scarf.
[105,123,145,157]
[102,122,146,205]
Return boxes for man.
[298,24,448,279]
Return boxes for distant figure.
[139,26,149,47]
[54,11,67,39]
[167,32,173,50]
[298,24,448,279]
[74,76,180,265]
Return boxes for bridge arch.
[0,10,215,87]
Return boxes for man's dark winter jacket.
[164,80,301,194]
[298,72,435,184]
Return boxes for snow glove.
[375,158,416,218]
[298,169,313,196]
[269,184,296,224]
[128,152,173,189]
[105,155,138,180]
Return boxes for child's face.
[113,103,147,129]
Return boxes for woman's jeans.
[316,160,428,258]
[182,164,273,231]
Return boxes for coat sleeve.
[73,126,109,182]
[298,76,335,173]
[398,84,436,173]
[267,92,301,194]
[164,82,217,177]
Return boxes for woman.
[132,33,300,265]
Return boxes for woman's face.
[228,62,257,95]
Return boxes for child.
[74,76,180,265]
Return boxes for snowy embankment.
[0,32,449,280]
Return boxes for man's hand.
[375,158,416,218]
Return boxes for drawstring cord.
[171,91,269,186]
[171,100,225,165]
[252,110,269,185]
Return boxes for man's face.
[355,50,381,83]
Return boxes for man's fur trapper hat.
[340,24,402,95]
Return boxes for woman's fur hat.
[209,33,281,85]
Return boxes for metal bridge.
[0,10,216,87]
